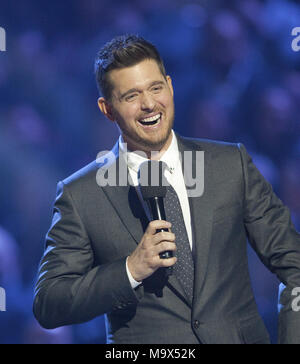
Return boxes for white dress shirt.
[118,130,193,288]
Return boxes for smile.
[138,113,161,126]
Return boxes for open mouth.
[138,113,161,127]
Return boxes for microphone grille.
[138,160,168,200]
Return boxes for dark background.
[0,0,300,344]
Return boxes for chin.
[122,122,173,152]
[142,132,172,151]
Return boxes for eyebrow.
[119,80,165,100]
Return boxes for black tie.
[164,184,194,304]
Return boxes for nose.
[140,92,155,111]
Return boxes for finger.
[146,220,172,235]
[153,231,175,245]
[153,255,177,268]
[154,241,177,256]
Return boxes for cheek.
[157,92,173,109]
[118,106,139,124]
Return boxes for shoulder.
[176,134,248,178]
[177,133,244,155]
[62,160,99,187]
[60,142,119,193]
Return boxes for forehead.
[108,59,165,94]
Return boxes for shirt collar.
[118,130,180,174]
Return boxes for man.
[33,35,300,344]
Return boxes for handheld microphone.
[138,160,173,260]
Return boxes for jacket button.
[193,320,200,329]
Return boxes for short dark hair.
[94,34,167,100]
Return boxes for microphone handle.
[147,197,173,260]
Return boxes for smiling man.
[34,35,300,344]
[97,46,175,158]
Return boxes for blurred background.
[0,0,300,344]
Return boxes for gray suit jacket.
[33,134,300,344]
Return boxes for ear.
[98,97,115,122]
[166,75,174,97]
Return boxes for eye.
[151,86,163,93]
[125,94,138,102]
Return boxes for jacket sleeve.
[238,143,300,344]
[33,181,142,329]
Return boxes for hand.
[127,220,177,282]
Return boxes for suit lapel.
[100,143,148,245]
[104,184,148,243]
[177,135,214,306]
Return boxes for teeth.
[140,113,161,123]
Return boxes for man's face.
[99,59,175,154]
